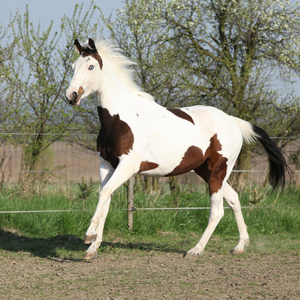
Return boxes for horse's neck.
[96,67,131,111]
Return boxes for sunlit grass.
[0,183,298,258]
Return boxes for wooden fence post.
[127,176,135,230]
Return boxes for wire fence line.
[0,132,97,136]
[0,206,297,214]
[0,170,100,173]
[0,133,299,185]
[0,132,298,139]
[0,134,298,223]
[0,170,299,174]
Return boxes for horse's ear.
[88,38,97,52]
[74,39,83,54]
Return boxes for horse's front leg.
[84,155,140,260]
[84,158,114,245]
[83,194,112,259]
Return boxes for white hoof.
[83,251,97,260]
[184,247,204,259]
[231,239,249,254]
[231,248,245,255]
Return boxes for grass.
[0,183,299,258]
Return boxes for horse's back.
[184,105,244,157]
[133,103,243,176]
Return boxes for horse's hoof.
[183,251,201,259]
[231,248,245,255]
[84,234,97,244]
[83,251,97,260]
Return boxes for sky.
[1,0,299,97]
[1,0,124,36]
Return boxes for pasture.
[0,185,299,299]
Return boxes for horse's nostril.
[69,92,78,104]
[66,91,78,105]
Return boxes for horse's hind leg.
[185,154,229,258]
[185,184,225,258]
[223,183,249,253]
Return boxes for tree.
[100,0,196,107]
[164,0,299,108]
[0,19,20,186]
[1,3,99,181]
[165,0,300,106]
[163,0,300,187]
[0,18,19,138]
[100,0,195,193]
[100,0,300,189]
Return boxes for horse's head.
[66,38,103,106]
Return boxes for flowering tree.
[101,0,300,188]
[0,3,99,182]
[163,0,300,185]
[164,0,299,114]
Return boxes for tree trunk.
[135,175,144,193]
[229,146,252,191]
[169,176,180,196]
[18,133,45,190]
[152,177,159,194]
[144,176,152,193]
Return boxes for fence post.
[127,176,135,230]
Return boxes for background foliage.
[0,0,299,190]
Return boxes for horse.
[66,38,288,260]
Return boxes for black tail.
[252,125,289,190]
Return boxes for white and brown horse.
[66,38,288,260]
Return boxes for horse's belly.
[138,135,209,177]
[138,168,169,177]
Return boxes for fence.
[0,133,299,185]
[0,133,299,226]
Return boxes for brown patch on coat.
[78,86,84,97]
[82,50,103,70]
[167,108,195,125]
[74,39,103,69]
[139,161,159,173]
[166,134,228,195]
[97,106,134,169]
[195,134,228,195]
[166,146,205,176]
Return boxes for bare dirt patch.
[0,248,299,299]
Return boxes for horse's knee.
[209,210,224,223]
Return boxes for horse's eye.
[88,65,94,70]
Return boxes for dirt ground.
[0,247,299,300]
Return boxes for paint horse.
[66,38,288,260]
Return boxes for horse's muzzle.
[66,86,84,106]
[66,91,78,105]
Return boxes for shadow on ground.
[0,228,185,259]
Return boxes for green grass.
[0,183,299,258]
